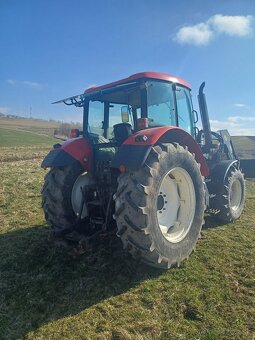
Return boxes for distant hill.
[232,136,255,159]
[0,114,254,158]
[0,114,81,138]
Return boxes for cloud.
[228,116,255,123]
[175,14,253,46]
[175,23,213,46]
[7,79,16,85]
[234,103,250,108]
[210,116,255,136]
[210,14,253,37]
[23,80,44,88]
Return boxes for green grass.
[0,145,255,339]
[0,127,56,147]
[0,117,59,137]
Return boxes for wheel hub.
[230,179,242,211]
[157,194,165,211]
[71,172,94,219]
[157,167,196,243]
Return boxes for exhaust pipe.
[198,82,212,153]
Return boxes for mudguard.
[41,137,93,170]
[207,159,238,193]
[111,126,209,176]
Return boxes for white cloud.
[175,14,253,46]
[0,106,10,114]
[175,23,214,46]
[210,14,253,37]
[23,80,44,88]
[234,103,250,108]
[210,116,255,136]
[228,116,255,123]
[7,79,16,85]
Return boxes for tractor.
[41,72,245,269]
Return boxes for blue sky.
[0,0,255,135]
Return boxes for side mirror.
[121,106,129,123]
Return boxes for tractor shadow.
[203,214,226,229]
[0,225,162,339]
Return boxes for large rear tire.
[114,143,205,269]
[41,163,88,237]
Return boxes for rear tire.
[114,143,205,269]
[41,163,84,237]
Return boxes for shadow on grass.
[0,225,162,339]
[203,215,226,230]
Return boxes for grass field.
[0,117,59,137]
[0,130,255,339]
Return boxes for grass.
[0,135,255,339]
[0,127,56,147]
[0,117,59,137]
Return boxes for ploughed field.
[0,128,255,339]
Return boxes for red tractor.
[41,72,245,269]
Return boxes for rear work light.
[70,129,80,138]
[137,118,148,130]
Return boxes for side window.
[88,101,105,142]
[147,81,176,127]
[176,87,194,135]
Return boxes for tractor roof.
[84,72,191,94]
[53,72,191,106]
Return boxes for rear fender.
[111,127,209,176]
[41,137,93,170]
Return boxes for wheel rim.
[230,179,242,211]
[71,172,94,219]
[157,167,196,243]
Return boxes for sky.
[0,0,255,135]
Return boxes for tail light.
[137,118,148,130]
[70,129,80,138]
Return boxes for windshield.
[147,81,176,127]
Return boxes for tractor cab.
[56,72,196,145]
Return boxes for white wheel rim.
[71,172,94,219]
[230,179,242,211]
[157,167,196,243]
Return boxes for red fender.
[123,127,209,176]
[41,137,93,170]
[60,137,93,170]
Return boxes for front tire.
[213,167,245,223]
[114,143,205,269]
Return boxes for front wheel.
[114,143,205,269]
[213,167,245,223]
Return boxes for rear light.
[70,129,80,138]
[137,118,148,130]
[119,164,126,173]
